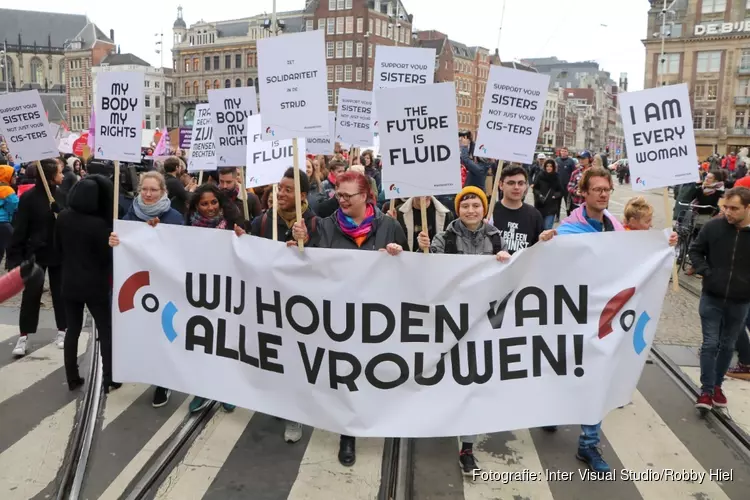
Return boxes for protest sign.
[245,114,305,188]
[113,223,673,437]
[94,72,144,162]
[207,87,258,167]
[619,83,699,191]
[257,30,329,141]
[372,46,436,91]
[179,127,193,150]
[336,88,374,148]
[475,66,550,164]
[187,104,217,173]
[376,82,461,199]
[0,90,58,163]
[305,112,336,156]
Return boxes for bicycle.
[674,202,719,272]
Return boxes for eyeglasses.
[589,187,614,195]
[335,192,362,202]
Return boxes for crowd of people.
[1,131,749,477]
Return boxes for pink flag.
[86,107,95,150]
[153,128,168,157]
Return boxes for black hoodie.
[54,175,114,302]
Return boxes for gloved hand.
[19,256,43,287]
[50,201,62,214]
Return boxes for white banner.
[336,89,374,148]
[258,30,329,141]
[208,87,258,167]
[187,104,217,173]
[475,66,550,164]
[245,114,304,188]
[0,90,58,163]
[305,112,336,156]
[376,82,461,199]
[94,72,144,162]
[113,222,673,437]
[619,84,699,190]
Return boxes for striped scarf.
[337,203,375,247]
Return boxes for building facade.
[92,54,174,131]
[171,6,307,127]
[310,0,413,110]
[416,31,490,137]
[644,0,750,158]
[64,24,116,131]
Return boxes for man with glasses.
[490,165,544,254]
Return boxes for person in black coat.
[6,158,67,357]
[54,175,119,392]
[533,159,565,230]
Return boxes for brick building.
[416,30,491,137]
[308,0,414,110]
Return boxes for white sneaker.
[12,336,27,357]
[284,421,303,443]
[55,331,66,349]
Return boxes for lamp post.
[155,33,166,129]
[0,41,9,94]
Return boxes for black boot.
[68,376,84,391]
[338,435,356,467]
[104,381,122,394]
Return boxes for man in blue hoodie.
[459,131,489,191]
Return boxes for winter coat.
[0,165,19,223]
[311,208,408,250]
[251,206,317,242]
[688,218,750,302]
[397,196,453,252]
[556,156,577,188]
[6,180,66,269]
[430,219,507,255]
[122,202,184,225]
[54,175,113,302]
[533,172,564,217]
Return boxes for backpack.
[260,211,317,241]
[442,230,505,255]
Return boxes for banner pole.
[238,167,250,223]
[292,138,304,252]
[272,183,279,241]
[198,170,203,185]
[486,161,503,222]
[420,197,429,254]
[34,160,55,207]
[113,160,120,224]
[663,186,679,291]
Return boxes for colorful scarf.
[327,171,337,185]
[337,203,375,247]
[278,200,309,229]
[702,181,724,197]
[190,211,228,229]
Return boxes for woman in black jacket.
[54,175,119,392]
[291,170,407,467]
[6,158,66,357]
[533,159,564,230]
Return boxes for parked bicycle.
[674,201,719,271]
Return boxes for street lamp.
[0,41,9,94]
[155,33,166,128]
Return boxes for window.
[368,44,373,58]
[193,58,199,71]
[346,16,354,34]
[205,57,210,71]
[306,20,314,31]
[318,18,325,30]
[695,82,706,100]
[707,81,718,101]
[345,41,353,58]
[335,65,343,82]
[29,58,43,84]
[247,52,257,67]
[236,54,242,69]
[185,81,190,95]
[739,79,750,96]
[736,111,745,129]
[376,19,382,37]
[705,110,716,129]
[328,89,334,106]
[336,41,344,58]
[193,81,199,95]
[327,18,335,34]
[214,80,220,89]
[213,56,220,70]
[145,95,151,108]
[225,79,231,88]
[235,78,242,87]
[741,49,750,70]
[345,0,352,8]
[205,80,211,94]
[369,18,374,34]
[329,0,336,9]
[694,109,716,129]
[338,0,345,9]
[355,66,362,82]
[357,17,364,33]
[345,65,352,82]
[702,0,726,14]
[328,66,334,82]
[337,17,344,34]
[368,66,372,82]
[356,43,363,57]
[248,78,253,87]
[697,51,721,73]
[670,24,683,38]
[335,88,339,105]
[145,115,152,129]
[225,55,231,69]
[327,42,335,58]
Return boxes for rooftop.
[0,8,94,48]
[99,53,150,66]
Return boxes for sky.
[18,0,647,90]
